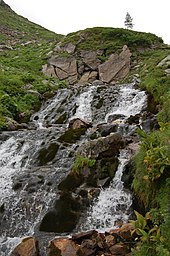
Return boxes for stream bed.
[0,82,148,255]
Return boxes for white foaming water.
[72,86,95,122]
[82,150,132,232]
[32,89,70,129]
[105,84,147,122]
[0,134,56,255]
[0,137,30,205]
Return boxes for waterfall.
[72,86,95,122]
[0,83,147,255]
[80,150,132,232]
[105,83,147,122]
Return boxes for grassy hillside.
[0,1,64,128]
[61,27,163,55]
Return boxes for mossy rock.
[55,112,67,124]
[37,143,59,165]
[39,192,81,233]
[98,157,119,179]
[58,171,84,191]
[58,127,87,144]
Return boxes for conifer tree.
[124,12,134,29]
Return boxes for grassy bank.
[131,47,170,255]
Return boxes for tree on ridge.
[124,12,134,29]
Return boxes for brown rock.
[42,64,56,77]
[99,45,131,84]
[47,56,78,84]
[81,239,97,256]
[109,244,130,255]
[72,230,98,242]
[55,66,68,80]
[79,71,98,84]
[69,118,92,130]
[109,223,134,241]
[105,235,117,248]
[10,237,39,256]
[48,238,82,256]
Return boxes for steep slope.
[0,0,64,129]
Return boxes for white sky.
[4,0,170,44]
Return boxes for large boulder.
[99,45,131,84]
[42,44,131,85]
[77,132,125,158]
[43,56,78,84]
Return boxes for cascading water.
[80,150,132,232]
[72,86,95,122]
[0,83,147,255]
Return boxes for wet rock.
[97,156,119,179]
[48,238,82,256]
[10,237,39,256]
[77,132,125,159]
[97,123,117,137]
[0,203,5,213]
[69,118,92,130]
[127,114,140,125]
[39,192,81,233]
[37,143,59,166]
[58,127,87,144]
[54,112,67,124]
[140,115,159,132]
[121,160,133,189]
[58,171,84,191]
[12,181,22,190]
[107,114,126,123]
[80,239,97,256]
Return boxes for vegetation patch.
[61,27,163,55]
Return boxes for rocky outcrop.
[157,54,170,75]
[42,45,131,85]
[43,56,78,84]
[99,45,132,84]
[157,54,170,67]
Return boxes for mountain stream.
[0,83,147,255]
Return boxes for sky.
[4,0,170,44]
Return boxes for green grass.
[0,1,64,128]
[61,27,163,56]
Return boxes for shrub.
[72,155,96,174]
